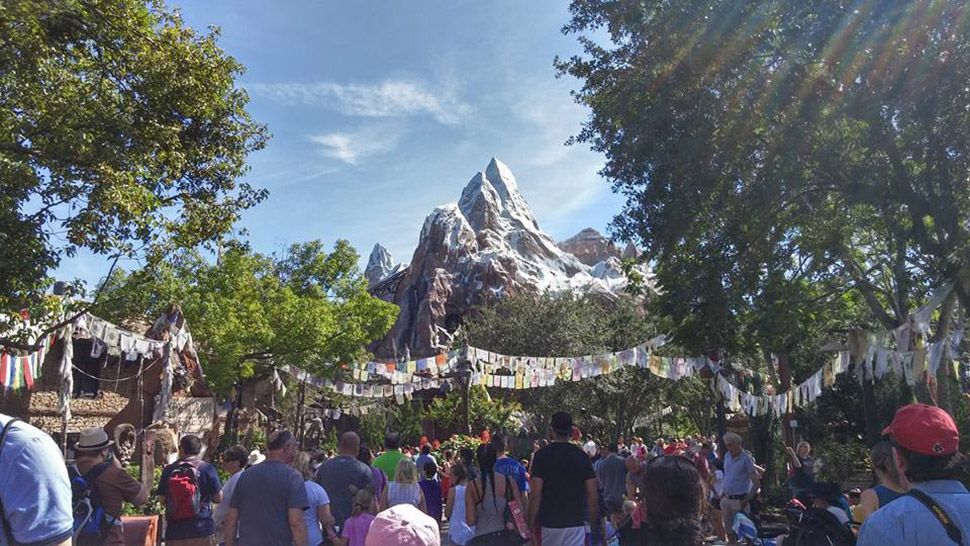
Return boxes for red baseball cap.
[882,403,959,456]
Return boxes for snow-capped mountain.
[364,244,405,288]
[372,158,651,357]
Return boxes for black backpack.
[788,507,856,546]
[70,461,115,544]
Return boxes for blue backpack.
[70,461,115,543]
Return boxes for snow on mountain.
[372,158,652,357]
[364,243,404,288]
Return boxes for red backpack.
[165,460,203,521]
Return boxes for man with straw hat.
[72,426,148,545]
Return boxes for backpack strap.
[85,461,112,483]
[908,488,965,545]
[0,418,21,545]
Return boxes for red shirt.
[692,451,711,481]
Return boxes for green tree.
[97,240,399,393]
[464,292,711,440]
[0,0,268,342]
[427,384,521,436]
[558,0,970,430]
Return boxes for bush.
[121,466,164,516]
[432,434,482,463]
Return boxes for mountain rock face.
[558,228,622,266]
[365,244,404,288]
[373,158,648,357]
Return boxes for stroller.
[733,506,792,546]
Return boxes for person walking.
[858,403,969,545]
[357,446,386,499]
[0,413,73,546]
[315,432,373,533]
[596,443,628,521]
[527,412,599,546]
[372,433,406,482]
[157,434,222,546]
[492,434,529,512]
[718,432,760,542]
[332,487,377,546]
[224,431,309,546]
[465,442,524,545]
[857,440,908,523]
[72,427,148,545]
[415,444,436,473]
[418,462,443,524]
[214,444,248,543]
[381,459,427,512]
[294,451,337,546]
[445,462,475,545]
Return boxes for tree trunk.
[778,353,794,447]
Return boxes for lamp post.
[455,356,472,435]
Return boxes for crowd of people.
[0,402,967,545]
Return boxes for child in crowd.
[333,487,377,546]
[419,461,443,525]
[381,458,427,512]
[444,462,475,545]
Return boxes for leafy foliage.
[557,0,970,456]
[97,240,399,394]
[427,383,521,436]
[559,0,970,329]
[464,291,711,440]
[0,0,268,337]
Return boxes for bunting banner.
[0,335,51,392]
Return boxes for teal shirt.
[858,480,970,546]
[372,449,406,482]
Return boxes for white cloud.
[308,128,401,165]
[248,80,472,125]
[509,79,590,167]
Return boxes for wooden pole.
[297,379,307,449]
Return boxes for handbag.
[503,475,531,541]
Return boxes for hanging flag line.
[1,312,194,394]
[0,335,54,392]
[289,284,958,413]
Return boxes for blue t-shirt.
[0,415,73,546]
[858,480,970,546]
[494,456,529,493]
[157,457,222,539]
[722,450,756,497]
[303,480,330,546]
[415,453,437,474]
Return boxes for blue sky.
[57,0,625,285]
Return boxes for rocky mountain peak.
[559,228,621,267]
[364,243,403,288]
[373,159,652,357]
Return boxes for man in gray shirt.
[225,431,309,546]
[315,432,373,532]
[595,443,628,518]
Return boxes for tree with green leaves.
[97,240,399,394]
[464,291,711,440]
[558,0,970,428]
[0,0,268,342]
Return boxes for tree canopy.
[558,0,970,333]
[465,292,710,440]
[97,240,399,394]
[0,0,268,337]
